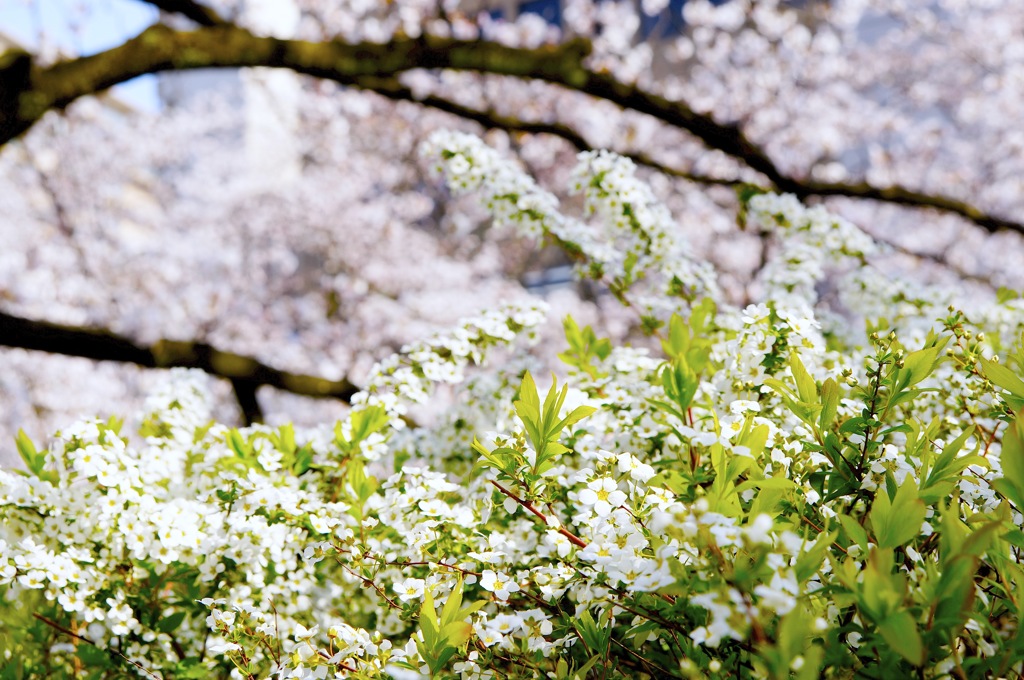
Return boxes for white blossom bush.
[2,135,1024,679]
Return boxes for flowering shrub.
[2,133,1024,679]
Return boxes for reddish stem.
[490,480,588,549]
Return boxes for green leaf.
[660,306,714,372]
[558,316,611,378]
[930,554,977,638]
[790,353,817,404]
[662,360,699,413]
[734,477,795,493]
[514,372,543,451]
[572,655,603,680]
[999,410,1024,505]
[920,426,985,503]
[15,429,42,476]
[661,313,690,360]
[418,589,439,649]
[838,513,868,552]
[960,519,1002,559]
[541,377,567,434]
[860,547,903,620]
[981,357,1024,400]
[839,416,867,435]
[991,478,1024,510]
[997,286,1021,304]
[795,530,838,583]
[173,658,211,679]
[574,609,612,653]
[440,579,464,626]
[938,501,970,558]
[900,345,942,390]
[291,444,314,476]
[442,621,473,648]
[877,610,924,666]
[819,378,839,432]
[554,405,597,436]
[349,405,390,443]
[691,297,716,336]
[870,478,926,549]
[516,371,540,422]
[227,429,249,458]
[278,423,296,454]
[764,376,821,428]
[156,611,188,634]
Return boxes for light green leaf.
[790,353,817,405]
[440,578,464,626]
[877,610,924,666]
[999,410,1024,505]
[870,478,926,549]
[819,377,839,432]
[442,621,473,648]
[555,405,597,436]
[981,357,1024,399]
[920,426,985,503]
[15,429,42,475]
[901,345,941,390]
[734,477,795,493]
[838,513,868,552]
[227,429,248,458]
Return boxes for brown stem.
[32,613,161,679]
[489,479,587,549]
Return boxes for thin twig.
[489,479,588,549]
[32,613,161,679]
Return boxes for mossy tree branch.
[0,23,1020,235]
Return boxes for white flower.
[394,578,426,603]
[577,477,626,516]
[207,641,242,654]
[743,514,775,545]
[616,453,655,482]
[480,570,520,600]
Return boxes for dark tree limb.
[229,377,264,425]
[138,0,227,27]
[365,77,744,188]
[0,24,1020,235]
[0,309,359,404]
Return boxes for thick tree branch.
[364,77,743,188]
[0,310,359,405]
[796,180,1019,234]
[229,377,264,425]
[138,0,226,27]
[1,23,1020,235]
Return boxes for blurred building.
[157,0,302,186]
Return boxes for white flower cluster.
[353,300,548,431]
[423,131,717,319]
[2,150,1023,679]
[747,192,877,309]
[420,130,602,258]
[570,149,719,301]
